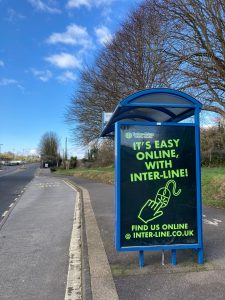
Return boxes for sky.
[0,0,141,158]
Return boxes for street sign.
[102,112,113,130]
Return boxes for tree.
[39,132,60,167]
[201,117,225,165]
[67,0,225,147]
[94,139,114,167]
[66,0,172,145]
[70,156,77,168]
[157,0,225,117]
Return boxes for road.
[0,163,39,223]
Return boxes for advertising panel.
[118,123,198,249]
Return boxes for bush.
[93,141,114,167]
[201,150,225,167]
[70,156,77,168]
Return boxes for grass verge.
[55,166,225,208]
[55,165,114,185]
[201,167,225,208]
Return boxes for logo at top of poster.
[125,132,133,139]
[138,180,181,223]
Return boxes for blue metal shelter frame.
[101,88,204,268]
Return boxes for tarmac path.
[69,176,225,300]
[0,171,76,300]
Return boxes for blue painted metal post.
[197,248,204,264]
[195,108,204,265]
[139,250,144,268]
[171,249,177,266]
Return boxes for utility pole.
[65,138,69,170]
[0,144,3,168]
[65,137,68,161]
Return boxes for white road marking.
[64,188,81,300]
[35,182,60,186]
[213,218,222,223]
[63,180,77,192]
[9,203,14,208]
[2,211,8,217]
[35,182,60,188]
[203,218,222,226]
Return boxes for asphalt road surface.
[0,164,39,223]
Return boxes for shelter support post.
[197,248,204,264]
[139,250,144,269]
[171,249,177,266]
[195,107,204,265]
[162,250,165,266]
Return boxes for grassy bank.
[55,165,114,185]
[201,167,225,208]
[55,166,225,208]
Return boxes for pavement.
[68,176,225,300]
[0,169,78,300]
[1,169,225,300]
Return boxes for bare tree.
[39,132,60,166]
[66,0,173,145]
[103,1,174,91]
[157,0,225,117]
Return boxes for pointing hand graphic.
[138,180,181,224]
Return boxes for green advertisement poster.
[119,124,198,247]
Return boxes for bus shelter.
[101,88,204,268]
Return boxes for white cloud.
[31,68,52,82]
[28,0,61,14]
[67,0,91,9]
[66,0,114,9]
[0,78,24,91]
[95,25,112,45]
[57,71,77,82]
[0,60,4,67]
[101,6,112,22]
[0,78,18,86]
[95,0,114,5]
[47,24,92,49]
[45,53,82,69]
[6,9,26,22]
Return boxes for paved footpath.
[0,170,77,300]
[69,176,225,300]
[1,169,225,300]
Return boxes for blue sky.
[0,0,141,158]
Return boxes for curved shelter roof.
[101,88,202,137]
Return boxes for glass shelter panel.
[127,93,192,105]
